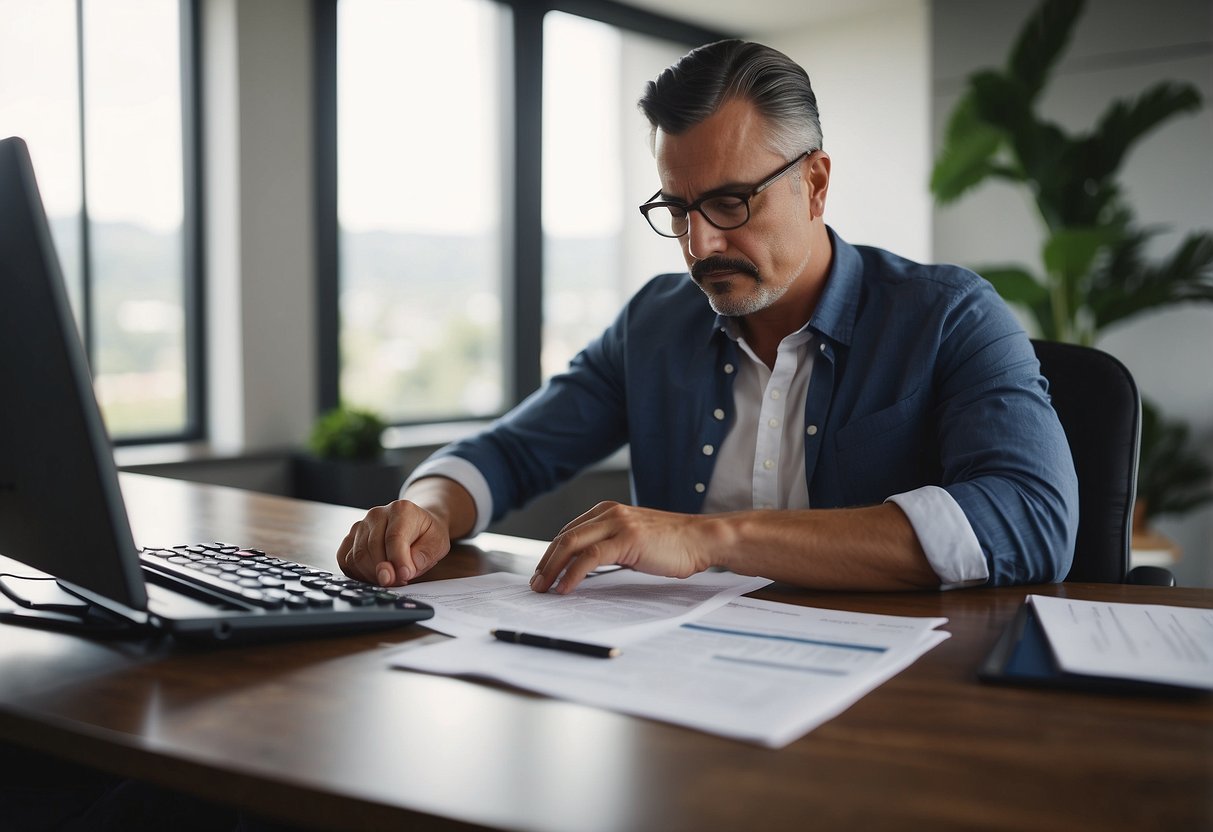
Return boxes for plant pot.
[291,452,406,509]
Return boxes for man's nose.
[685,211,727,260]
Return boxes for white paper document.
[1029,594,1213,690]
[392,596,949,748]
[398,569,772,639]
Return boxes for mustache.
[691,257,760,282]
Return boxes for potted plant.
[293,404,405,508]
[931,0,1213,535]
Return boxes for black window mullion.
[75,0,95,368]
[178,0,206,441]
[314,0,340,414]
[508,2,545,404]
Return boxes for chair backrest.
[1031,339,1140,583]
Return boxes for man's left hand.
[530,502,717,594]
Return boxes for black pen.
[491,629,621,659]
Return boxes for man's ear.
[805,150,831,220]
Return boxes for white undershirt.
[702,326,813,513]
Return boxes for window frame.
[313,0,731,421]
[72,0,206,446]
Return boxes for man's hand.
[336,476,476,587]
[530,502,717,594]
[337,500,451,587]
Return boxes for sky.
[0,0,183,232]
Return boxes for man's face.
[654,98,818,318]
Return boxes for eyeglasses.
[638,151,812,238]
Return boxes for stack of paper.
[390,571,949,748]
[1029,594,1213,691]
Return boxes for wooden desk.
[1,474,1210,831]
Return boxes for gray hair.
[638,40,823,160]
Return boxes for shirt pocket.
[833,386,932,504]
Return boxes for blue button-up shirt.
[420,230,1078,586]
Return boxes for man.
[338,40,1078,595]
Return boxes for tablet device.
[979,601,1204,696]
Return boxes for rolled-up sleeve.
[887,485,988,588]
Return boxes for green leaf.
[1084,82,1203,182]
[930,94,1008,202]
[969,71,1032,136]
[1092,230,1213,329]
[975,266,1049,306]
[1042,226,1121,280]
[1007,0,1085,98]
[1043,226,1124,334]
[969,72,1073,224]
[1137,398,1213,521]
[974,266,1054,336]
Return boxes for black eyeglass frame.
[638,151,813,238]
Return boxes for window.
[0,0,198,442]
[336,0,508,423]
[322,1,725,422]
[541,12,687,379]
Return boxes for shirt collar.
[807,226,860,348]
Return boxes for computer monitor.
[0,135,149,618]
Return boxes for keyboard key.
[339,590,377,607]
[303,591,333,607]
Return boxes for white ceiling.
[618,0,915,36]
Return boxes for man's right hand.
[335,476,476,587]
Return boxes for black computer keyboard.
[140,542,425,614]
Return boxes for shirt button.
[713,408,725,421]
[819,342,827,353]
[806,425,818,436]
[723,363,735,374]
[770,389,781,400]
[694,482,706,494]
[763,459,775,470]
[702,444,715,456]
[768,418,780,429]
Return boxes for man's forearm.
[709,502,942,591]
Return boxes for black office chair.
[1031,339,1174,586]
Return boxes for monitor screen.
[0,136,147,611]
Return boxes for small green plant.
[308,405,386,460]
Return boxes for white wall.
[203,0,317,454]
[931,0,1213,587]
[766,1,933,262]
